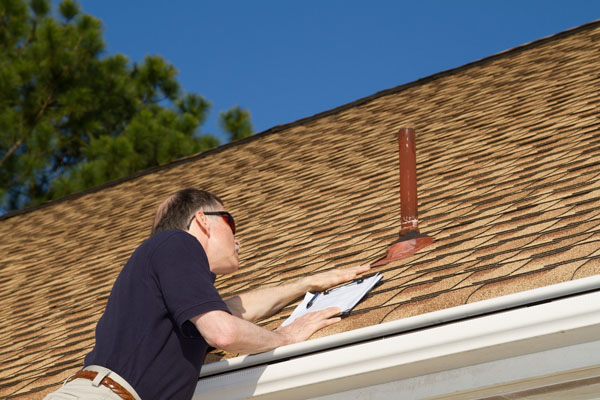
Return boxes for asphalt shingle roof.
[1,20,600,399]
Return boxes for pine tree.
[220,106,254,141]
[0,0,253,212]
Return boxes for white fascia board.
[193,278,600,400]
[312,341,600,400]
[194,290,600,399]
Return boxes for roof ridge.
[2,19,599,222]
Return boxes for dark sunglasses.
[188,211,236,234]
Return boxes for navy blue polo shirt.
[85,230,230,400]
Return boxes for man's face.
[204,210,239,275]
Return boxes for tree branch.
[18,20,37,56]
[0,138,24,167]
[0,93,54,169]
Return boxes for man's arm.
[223,264,370,322]
[190,307,341,354]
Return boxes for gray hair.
[152,188,223,235]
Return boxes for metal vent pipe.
[399,127,419,235]
[372,127,433,266]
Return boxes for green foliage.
[220,106,254,141]
[58,0,78,21]
[0,0,253,212]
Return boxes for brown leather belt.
[67,370,136,400]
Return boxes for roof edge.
[193,290,600,399]
[200,274,600,378]
[3,19,599,221]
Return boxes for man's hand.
[303,264,371,293]
[276,307,342,344]
[193,307,342,355]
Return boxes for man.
[45,188,370,399]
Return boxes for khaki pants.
[43,365,142,400]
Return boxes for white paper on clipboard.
[281,273,382,327]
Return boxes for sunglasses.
[188,211,236,235]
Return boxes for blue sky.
[79,1,599,144]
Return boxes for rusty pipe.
[399,128,419,234]
[371,127,433,266]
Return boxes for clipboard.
[281,273,382,327]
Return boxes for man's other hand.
[276,307,342,344]
[305,264,371,293]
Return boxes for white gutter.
[193,279,600,399]
[200,274,600,378]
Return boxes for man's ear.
[193,210,211,236]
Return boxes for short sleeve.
[149,231,230,335]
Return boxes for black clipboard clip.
[306,292,321,309]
